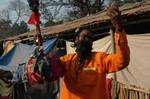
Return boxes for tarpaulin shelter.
[0,38,58,99]
[0,38,57,71]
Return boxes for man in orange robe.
[49,5,130,99]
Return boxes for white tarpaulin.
[66,33,150,89]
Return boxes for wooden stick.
[109,28,117,80]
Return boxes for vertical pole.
[36,23,41,35]
[109,28,117,80]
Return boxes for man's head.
[74,28,93,64]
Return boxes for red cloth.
[27,58,43,85]
[28,11,40,25]
[48,56,66,81]
[106,78,112,99]
[0,96,10,99]
[27,56,65,85]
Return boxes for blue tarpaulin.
[0,38,57,71]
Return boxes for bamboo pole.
[109,28,117,80]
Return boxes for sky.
[0,0,11,9]
[0,0,110,25]
[0,0,27,21]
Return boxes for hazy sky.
[0,0,11,9]
[0,0,109,23]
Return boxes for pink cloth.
[106,78,112,99]
[48,56,66,81]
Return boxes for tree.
[40,2,54,21]
[0,0,30,39]
[67,0,105,17]
[44,20,63,27]
[8,0,28,25]
[39,0,105,27]
[19,21,30,34]
[0,19,12,38]
[0,9,10,21]
[0,20,29,38]
[11,23,20,35]
[10,21,29,36]
[40,1,64,26]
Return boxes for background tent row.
[0,38,58,99]
[0,38,57,71]
[1,29,150,99]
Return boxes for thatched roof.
[6,1,150,40]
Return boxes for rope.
[111,80,150,99]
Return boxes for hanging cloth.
[27,0,40,25]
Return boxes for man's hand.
[107,4,123,32]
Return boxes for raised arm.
[102,4,130,73]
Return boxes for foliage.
[39,0,105,27]
[0,0,145,40]
[19,21,30,34]
[33,0,145,27]
[8,0,29,25]
[0,19,12,39]
[67,0,105,17]
[0,0,29,39]
[44,20,63,27]
[0,19,29,39]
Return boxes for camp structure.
[5,1,150,41]
[1,1,150,99]
[0,38,59,99]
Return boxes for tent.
[0,38,58,99]
[0,38,57,71]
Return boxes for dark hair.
[71,28,92,47]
